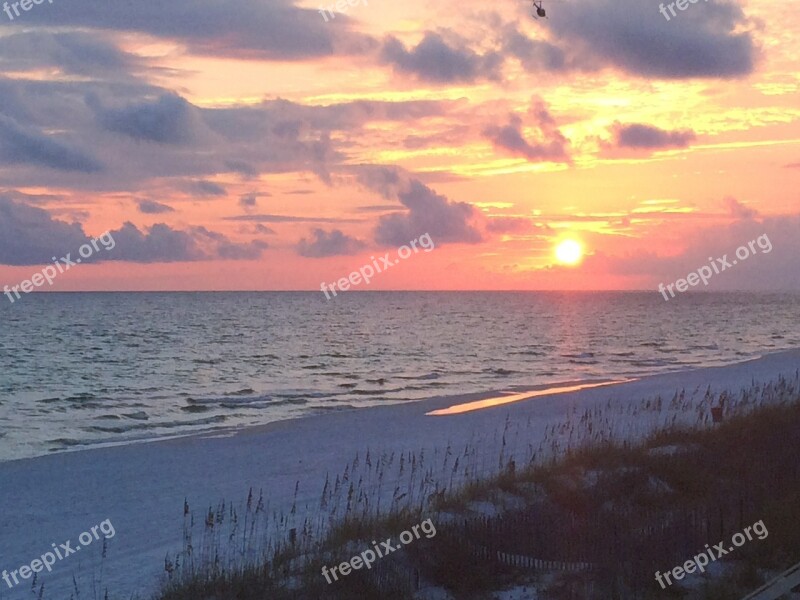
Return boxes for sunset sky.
[0,0,797,292]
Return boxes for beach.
[0,0,797,594]
[1,348,799,600]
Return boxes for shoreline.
[0,349,786,466]
[0,349,798,599]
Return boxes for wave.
[689,343,719,350]
[85,415,228,435]
[397,372,441,381]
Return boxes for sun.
[554,239,584,266]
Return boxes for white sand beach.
[1,349,799,600]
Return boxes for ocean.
[1,291,798,461]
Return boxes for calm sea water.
[0,291,798,461]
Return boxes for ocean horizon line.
[4,289,799,294]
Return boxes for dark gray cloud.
[0,197,88,265]
[0,76,450,191]
[356,165,407,200]
[242,98,448,134]
[90,94,198,144]
[216,239,268,259]
[296,228,366,257]
[137,199,175,214]
[483,102,571,163]
[239,194,258,208]
[17,0,376,62]
[501,26,569,72]
[483,115,569,162]
[381,32,502,83]
[611,123,696,149]
[550,0,757,79]
[0,31,139,78]
[0,114,103,173]
[356,165,482,245]
[187,180,227,197]
[109,223,266,262]
[0,197,265,265]
[107,222,207,262]
[254,224,277,235]
[366,173,483,246]
[225,160,259,178]
[188,226,268,260]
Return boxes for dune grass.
[155,372,800,599]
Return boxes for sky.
[0,0,797,292]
